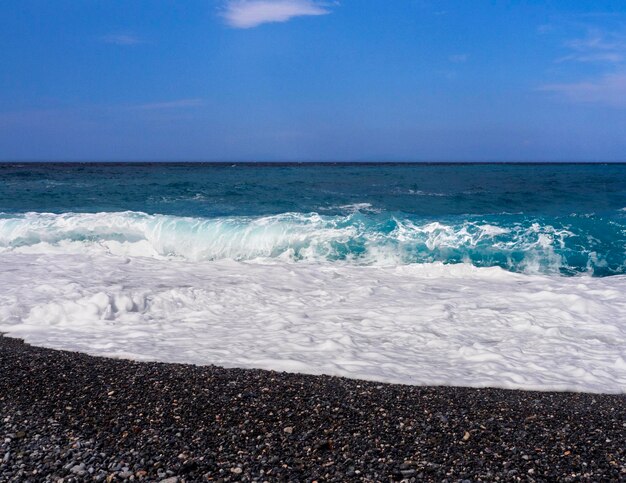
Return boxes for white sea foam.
[407,189,449,196]
[0,247,624,393]
[336,203,375,211]
[0,211,585,273]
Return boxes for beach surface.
[1,336,624,482]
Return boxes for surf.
[0,253,624,393]
[0,210,624,276]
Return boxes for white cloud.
[557,52,624,64]
[566,30,626,53]
[222,0,332,29]
[540,73,626,108]
[542,25,626,108]
[559,28,626,64]
[101,34,144,46]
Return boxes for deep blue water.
[1,163,625,276]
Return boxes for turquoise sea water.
[1,163,625,276]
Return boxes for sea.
[1,163,625,393]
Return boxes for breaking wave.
[0,210,624,276]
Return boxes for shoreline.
[1,336,625,481]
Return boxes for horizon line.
[1,160,626,165]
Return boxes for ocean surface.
[1,163,625,393]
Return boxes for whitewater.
[1,163,625,394]
[0,209,625,394]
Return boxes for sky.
[1,0,626,162]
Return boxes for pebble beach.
[1,336,624,482]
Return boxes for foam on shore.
[1,248,624,393]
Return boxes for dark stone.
[0,335,624,482]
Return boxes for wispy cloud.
[101,33,144,46]
[540,73,626,108]
[557,28,626,64]
[540,23,626,108]
[130,99,205,110]
[222,0,332,29]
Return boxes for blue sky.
[1,0,626,161]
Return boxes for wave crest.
[0,210,623,275]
